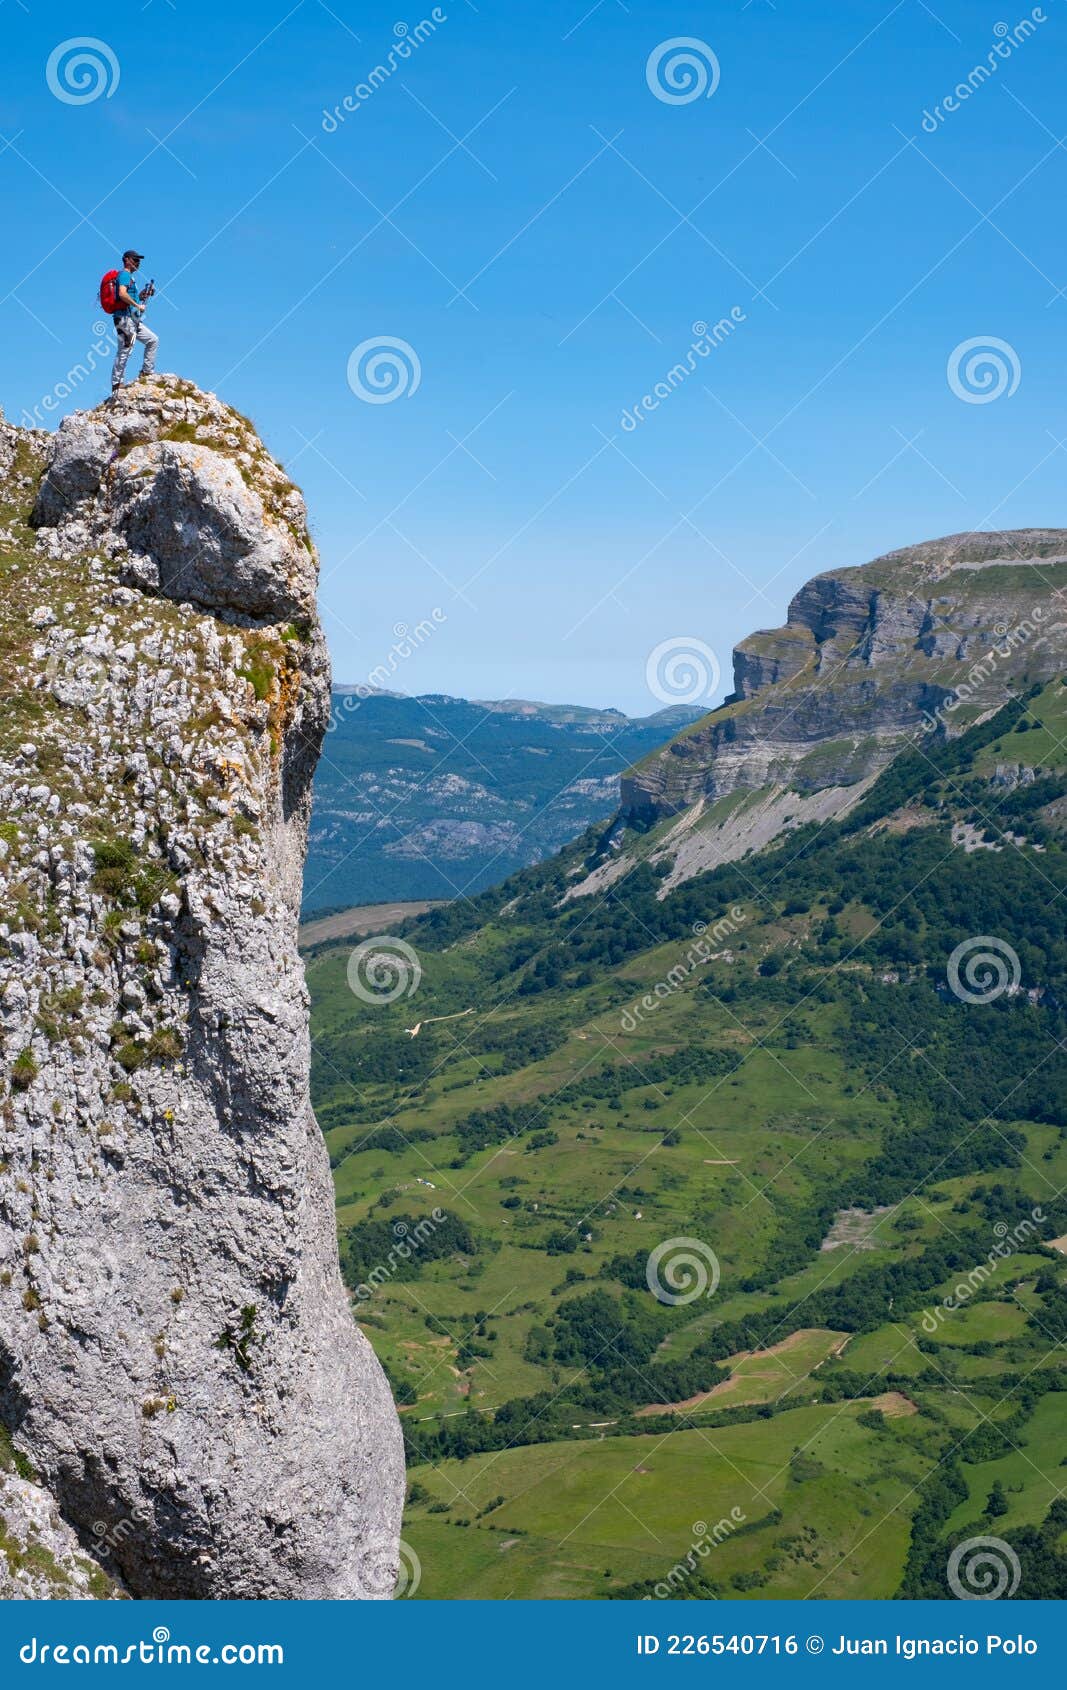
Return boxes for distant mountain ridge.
[304,689,703,913]
[566,529,1065,899]
[332,684,692,729]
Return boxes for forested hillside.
[304,690,701,911]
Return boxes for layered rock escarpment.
[555,530,1066,900]
[0,377,404,1597]
[624,530,1066,822]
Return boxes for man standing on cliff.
[111,250,158,392]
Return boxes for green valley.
[308,669,1067,1600]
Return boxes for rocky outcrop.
[33,384,317,624]
[0,377,404,1597]
[624,529,1067,822]
[0,1465,118,1600]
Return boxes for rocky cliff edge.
[0,375,404,1598]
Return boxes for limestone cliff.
[0,377,404,1597]
[571,530,1065,898]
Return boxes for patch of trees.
[552,1045,738,1115]
[462,1017,568,1072]
[449,1102,545,1162]
[905,1494,1067,1599]
[312,1026,435,1091]
[328,1124,434,1167]
[900,1376,1067,1596]
[379,1355,417,1407]
[545,1287,731,1411]
[340,1208,476,1292]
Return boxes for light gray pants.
[112,315,159,388]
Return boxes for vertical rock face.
[0,377,404,1597]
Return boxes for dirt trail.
[298,900,446,950]
[406,1008,475,1038]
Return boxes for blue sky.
[3,0,1066,712]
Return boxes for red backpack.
[99,270,120,314]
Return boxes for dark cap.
[122,249,145,262]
